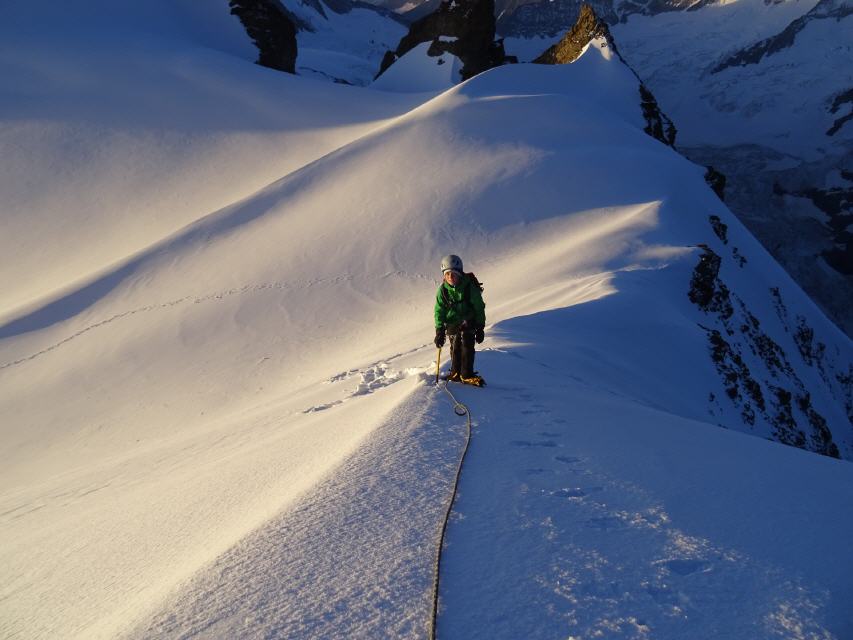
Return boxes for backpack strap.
[441,277,473,306]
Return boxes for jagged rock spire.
[533,4,677,147]
[532,3,617,65]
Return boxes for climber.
[433,254,486,386]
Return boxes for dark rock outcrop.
[709,215,728,245]
[376,0,509,81]
[704,166,726,200]
[827,88,853,136]
[707,328,764,426]
[532,4,676,147]
[773,178,853,276]
[230,0,299,73]
[639,84,676,147]
[689,245,733,319]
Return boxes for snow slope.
[1,3,852,638]
[438,350,853,639]
[0,0,418,321]
[372,41,464,92]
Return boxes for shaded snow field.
[1,1,851,639]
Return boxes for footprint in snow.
[511,440,558,448]
[350,364,403,396]
[551,487,587,498]
[586,515,625,530]
[555,455,583,464]
[523,468,553,476]
[303,400,343,413]
[661,559,712,576]
[328,369,358,383]
[551,486,603,499]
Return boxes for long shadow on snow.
[0,163,315,341]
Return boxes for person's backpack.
[440,272,484,308]
[467,272,484,294]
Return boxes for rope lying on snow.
[429,381,472,640]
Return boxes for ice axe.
[435,346,442,384]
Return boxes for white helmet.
[441,254,463,274]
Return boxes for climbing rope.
[429,381,472,640]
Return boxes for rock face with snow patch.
[532,4,676,147]
[711,0,853,74]
[532,3,614,64]
[688,218,849,459]
[771,177,853,276]
[827,88,853,137]
[682,145,853,338]
[376,0,508,81]
[229,0,298,73]
[704,166,726,201]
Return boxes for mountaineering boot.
[441,371,461,381]
[461,375,485,387]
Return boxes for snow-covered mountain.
[277,0,408,83]
[1,1,851,638]
[497,0,853,338]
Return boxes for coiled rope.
[429,381,472,640]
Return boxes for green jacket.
[434,274,486,330]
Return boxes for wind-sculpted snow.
[1,2,851,638]
[436,344,853,639]
[0,0,419,321]
[125,382,463,639]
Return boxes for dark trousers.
[448,328,476,377]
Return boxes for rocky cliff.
[229,0,299,73]
[376,0,509,81]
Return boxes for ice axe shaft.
[435,346,442,384]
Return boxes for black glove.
[474,326,484,344]
[434,327,446,348]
